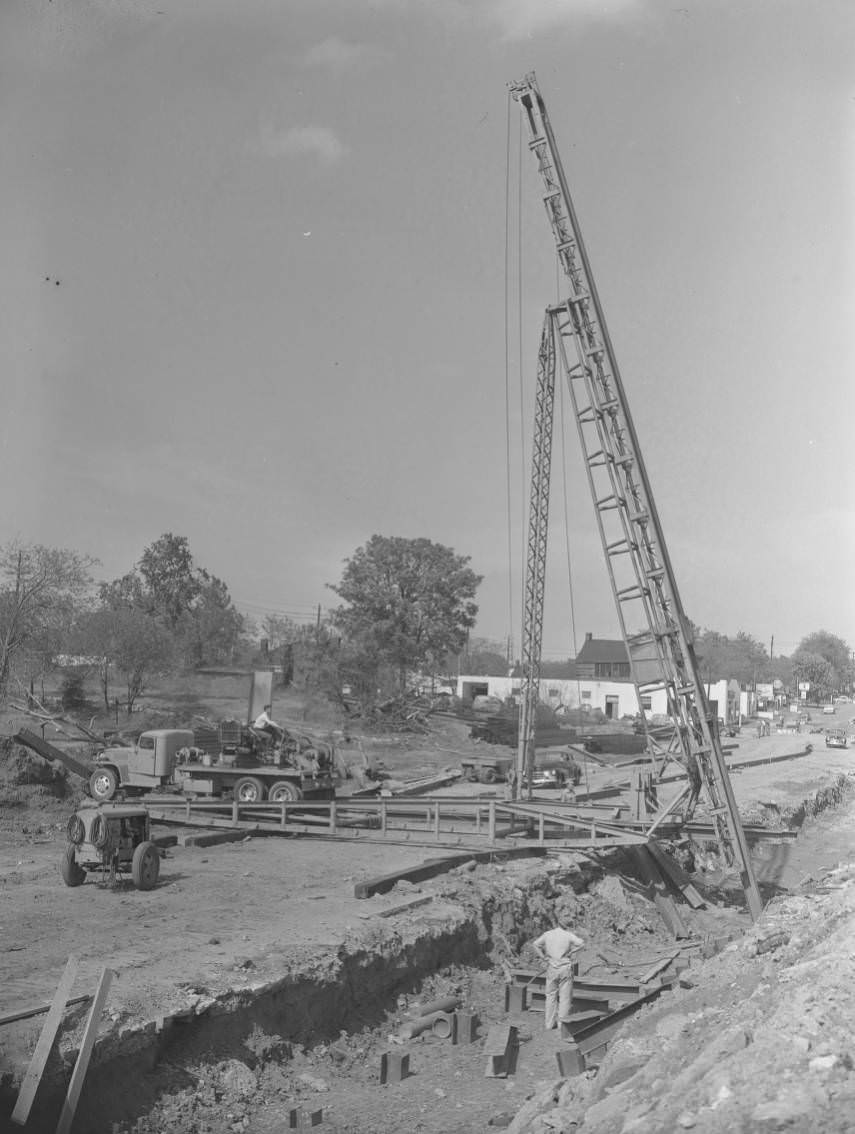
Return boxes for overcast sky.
[2,0,853,660]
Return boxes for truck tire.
[131,841,160,891]
[61,844,86,887]
[268,780,302,802]
[478,766,498,784]
[89,767,119,802]
[234,776,265,803]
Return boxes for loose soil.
[2,690,854,1133]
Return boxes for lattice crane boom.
[510,72,762,920]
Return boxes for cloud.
[485,0,642,40]
[259,124,346,165]
[303,36,382,71]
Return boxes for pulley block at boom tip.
[507,72,763,921]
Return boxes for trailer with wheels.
[62,801,161,890]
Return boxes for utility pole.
[770,635,774,660]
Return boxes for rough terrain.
[1,694,854,1132]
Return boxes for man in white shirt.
[531,918,585,1030]
[253,704,285,746]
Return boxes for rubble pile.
[507,860,855,1134]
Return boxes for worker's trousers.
[544,961,573,1029]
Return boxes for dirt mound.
[0,738,85,840]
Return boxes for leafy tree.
[139,533,200,629]
[82,606,176,712]
[795,631,851,691]
[694,629,769,684]
[791,650,834,701]
[329,535,482,694]
[261,613,300,650]
[59,670,88,711]
[0,542,96,699]
[98,534,245,668]
[541,658,577,679]
[182,572,245,667]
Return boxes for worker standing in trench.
[531,915,585,1030]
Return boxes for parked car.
[826,728,847,749]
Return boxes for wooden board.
[354,848,547,898]
[10,956,79,1126]
[14,729,92,780]
[55,968,114,1134]
[647,840,706,909]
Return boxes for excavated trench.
[4,777,853,1134]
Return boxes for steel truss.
[510,72,762,919]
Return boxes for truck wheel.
[89,767,118,801]
[61,845,86,887]
[234,776,265,803]
[131,841,160,891]
[268,780,302,802]
[478,766,498,784]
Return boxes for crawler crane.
[509,73,763,920]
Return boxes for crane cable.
[503,91,515,663]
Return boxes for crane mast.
[510,72,762,920]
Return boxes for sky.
[1,0,853,661]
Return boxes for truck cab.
[90,729,194,801]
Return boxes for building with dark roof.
[574,632,631,681]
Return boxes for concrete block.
[288,1107,323,1129]
[453,1011,479,1045]
[484,1024,518,1078]
[556,1043,585,1077]
[504,984,527,1014]
[380,1050,410,1085]
[180,829,246,848]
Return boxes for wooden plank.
[10,956,79,1126]
[376,895,434,918]
[355,847,548,898]
[634,847,690,938]
[0,994,89,1029]
[647,840,706,909]
[55,968,114,1134]
[640,950,679,984]
[13,729,92,780]
[653,893,689,939]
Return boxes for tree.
[795,631,851,691]
[791,650,834,702]
[694,629,770,685]
[329,536,482,694]
[139,533,200,630]
[98,534,245,668]
[82,606,176,712]
[0,542,96,699]
[261,613,300,650]
[182,572,245,667]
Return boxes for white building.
[456,673,739,723]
